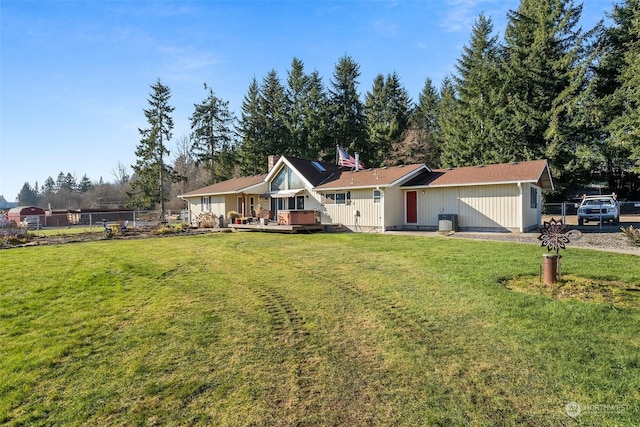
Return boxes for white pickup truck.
[577,194,619,226]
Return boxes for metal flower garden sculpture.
[537,218,574,285]
[538,218,570,255]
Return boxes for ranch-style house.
[178,155,554,233]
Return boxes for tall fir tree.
[42,176,55,195]
[129,78,177,217]
[390,78,441,166]
[238,77,267,175]
[283,58,333,161]
[442,14,502,166]
[605,0,640,186]
[190,83,237,185]
[365,74,388,165]
[77,174,93,193]
[496,0,588,192]
[437,77,465,168]
[17,183,39,206]
[260,70,289,157]
[305,70,333,161]
[328,55,367,164]
[365,72,411,167]
[285,58,311,158]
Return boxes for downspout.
[379,187,385,233]
[517,182,524,233]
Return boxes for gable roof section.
[178,174,267,198]
[403,160,554,190]
[315,163,428,191]
[266,156,349,188]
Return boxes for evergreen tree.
[42,176,56,195]
[305,70,333,161]
[606,0,640,179]
[437,77,465,168]
[190,83,237,184]
[575,10,633,195]
[238,77,267,175]
[17,183,39,206]
[77,174,93,193]
[260,70,289,157]
[496,0,588,192]
[328,55,367,163]
[283,58,332,161]
[285,58,311,158]
[390,78,441,166]
[129,78,177,217]
[63,173,77,192]
[365,72,411,166]
[365,74,388,165]
[55,172,66,192]
[444,14,502,166]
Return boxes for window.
[288,168,304,189]
[373,190,381,204]
[323,192,347,205]
[270,165,305,191]
[271,168,286,191]
[250,197,255,215]
[530,188,538,209]
[296,195,305,210]
[201,197,211,211]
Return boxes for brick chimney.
[268,155,281,172]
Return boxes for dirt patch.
[504,274,640,309]
[1,227,230,249]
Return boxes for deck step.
[322,224,348,233]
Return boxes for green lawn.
[1,233,638,426]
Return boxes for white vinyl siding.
[320,188,383,229]
[418,184,522,231]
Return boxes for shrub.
[196,212,218,228]
[151,225,182,236]
[620,225,640,246]
[1,232,31,247]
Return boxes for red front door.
[406,191,417,223]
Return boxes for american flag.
[337,146,364,169]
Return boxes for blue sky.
[0,0,610,201]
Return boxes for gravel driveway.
[389,228,640,256]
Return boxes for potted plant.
[227,211,240,225]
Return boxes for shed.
[7,206,46,226]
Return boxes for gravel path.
[388,229,640,256]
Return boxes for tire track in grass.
[334,280,441,348]
[250,285,322,422]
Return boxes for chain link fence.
[0,209,189,236]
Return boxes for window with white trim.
[373,190,382,204]
[323,192,348,205]
[201,196,211,211]
[530,187,538,209]
[270,165,304,191]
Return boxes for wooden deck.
[228,223,324,233]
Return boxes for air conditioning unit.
[438,214,458,232]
